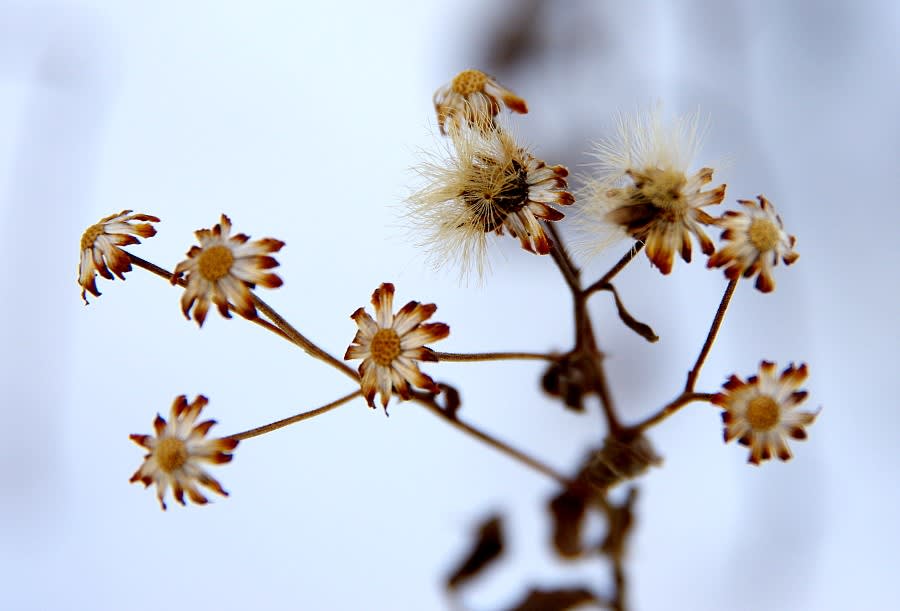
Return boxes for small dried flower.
[433,69,528,135]
[713,361,820,465]
[78,210,160,302]
[344,283,449,411]
[581,109,726,274]
[707,195,799,292]
[409,126,573,277]
[129,395,238,510]
[172,214,284,326]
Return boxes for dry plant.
[78,69,820,611]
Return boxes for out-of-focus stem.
[583,242,644,298]
[625,392,717,434]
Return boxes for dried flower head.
[580,109,726,274]
[129,395,238,510]
[344,283,449,411]
[433,69,528,135]
[409,126,574,277]
[172,214,284,327]
[713,361,820,465]
[707,195,799,292]
[78,210,160,302]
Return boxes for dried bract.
[78,210,159,302]
[409,126,573,277]
[581,109,726,273]
[129,395,238,510]
[707,195,799,292]
[172,214,284,326]
[344,283,449,411]
[433,68,527,134]
[713,361,819,464]
[585,435,662,489]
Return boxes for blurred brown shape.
[548,485,589,558]
[505,586,602,611]
[446,513,505,590]
[585,435,661,490]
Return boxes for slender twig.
[626,392,717,434]
[583,242,644,297]
[545,222,581,293]
[434,351,556,362]
[414,394,572,487]
[684,278,739,392]
[127,253,289,340]
[250,294,358,381]
[228,390,361,441]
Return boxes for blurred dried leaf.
[598,283,658,343]
[548,487,589,558]
[505,586,602,611]
[446,514,505,590]
[438,383,462,419]
[601,488,638,559]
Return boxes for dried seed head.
[433,69,528,134]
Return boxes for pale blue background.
[1,1,898,610]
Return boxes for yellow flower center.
[634,168,688,211]
[156,437,189,473]
[745,395,780,431]
[452,69,488,95]
[748,217,780,252]
[80,223,103,251]
[370,328,401,366]
[198,245,234,281]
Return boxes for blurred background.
[1,1,898,609]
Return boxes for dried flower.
[713,361,819,465]
[409,126,573,277]
[129,395,238,510]
[78,210,160,302]
[344,283,449,411]
[172,214,284,327]
[707,195,799,292]
[580,108,726,274]
[433,69,528,135]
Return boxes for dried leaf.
[506,586,602,611]
[548,488,589,558]
[446,514,504,590]
[598,283,659,343]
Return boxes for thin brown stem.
[583,242,644,298]
[250,294,358,381]
[626,392,717,434]
[127,253,289,340]
[415,394,572,487]
[684,278,739,392]
[545,222,581,293]
[434,351,556,363]
[228,390,361,441]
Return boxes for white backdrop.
[1,1,898,610]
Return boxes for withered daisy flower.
[707,195,799,293]
[433,68,528,135]
[344,283,449,411]
[581,108,726,274]
[129,395,238,510]
[713,361,819,465]
[78,210,159,302]
[409,126,574,277]
[172,214,284,327]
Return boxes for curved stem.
[684,278,739,392]
[545,222,581,293]
[583,242,644,298]
[434,351,556,363]
[127,253,289,340]
[228,390,361,441]
[626,392,717,434]
[415,394,572,487]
